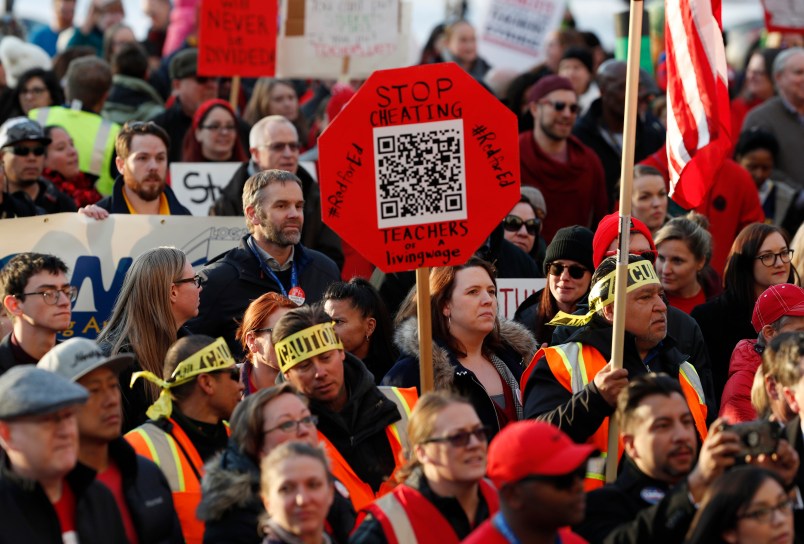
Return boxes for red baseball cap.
[486,421,595,488]
[592,212,657,268]
[752,283,804,333]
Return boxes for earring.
[447,316,451,328]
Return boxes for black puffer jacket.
[0,453,127,544]
[383,318,537,440]
[198,444,355,544]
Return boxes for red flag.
[665,0,731,209]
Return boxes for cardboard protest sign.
[276,0,412,79]
[761,0,804,33]
[170,162,241,216]
[0,214,246,339]
[318,62,521,273]
[478,0,567,71]
[496,278,547,320]
[198,0,278,77]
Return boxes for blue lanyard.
[492,513,563,544]
[246,236,298,297]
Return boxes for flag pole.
[606,0,644,484]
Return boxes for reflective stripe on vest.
[364,479,500,544]
[126,422,187,491]
[318,386,418,511]
[679,362,709,439]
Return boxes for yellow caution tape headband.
[274,322,343,373]
[547,260,660,328]
[130,337,235,419]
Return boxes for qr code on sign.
[374,119,467,229]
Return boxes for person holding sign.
[182,98,248,163]
[271,305,418,512]
[521,255,708,490]
[384,258,537,440]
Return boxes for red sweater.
[519,132,608,243]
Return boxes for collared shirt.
[122,189,170,215]
[252,241,295,272]
[780,95,804,126]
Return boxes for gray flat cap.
[169,48,198,80]
[0,366,88,420]
[38,338,134,382]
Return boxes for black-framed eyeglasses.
[263,415,319,435]
[263,142,300,153]
[548,262,588,279]
[173,274,203,288]
[252,327,273,335]
[503,215,541,235]
[738,498,794,524]
[604,249,658,266]
[6,145,45,157]
[20,87,47,96]
[17,285,77,305]
[755,249,794,267]
[423,425,491,448]
[200,123,236,132]
[213,366,240,382]
[540,100,580,114]
[518,465,586,490]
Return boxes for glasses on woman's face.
[755,249,794,267]
[548,262,588,279]
[200,123,236,132]
[502,215,540,235]
[263,415,318,435]
[738,498,794,524]
[173,274,204,288]
[423,425,491,448]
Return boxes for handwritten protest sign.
[761,0,804,33]
[198,0,278,77]
[277,0,412,79]
[496,278,547,320]
[478,0,567,71]
[0,214,247,339]
[170,162,241,216]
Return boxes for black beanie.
[544,226,595,275]
[560,46,594,75]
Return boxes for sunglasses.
[548,262,588,279]
[194,76,218,84]
[519,465,586,490]
[503,215,541,235]
[214,366,241,382]
[7,145,45,157]
[263,142,300,152]
[540,100,580,114]
[173,274,204,288]
[423,425,491,448]
[604,249,658,266]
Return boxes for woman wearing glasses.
[501,188,547,267]
[182,98,249,163]
[692,223,797,400]
[350,392,498,544]
[654,213,719,315]
[686,466,794,544]
[514,226,594,346]
[236,292,298,395]
[97,246,202,432]
[198,383,356,544]
[385,257,537,439]
[10,68,63,117]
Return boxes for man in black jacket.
[190,169,340,358]
[0,366,127,543]
[38,337,184,543]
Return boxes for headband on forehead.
[131,337,235,419]
[548,260,660,327]
[274,322,343,373]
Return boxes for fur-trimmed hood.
[393,317,538,390]
[196,448,262,523]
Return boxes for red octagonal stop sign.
[318,62,520,273]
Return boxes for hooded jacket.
[383,318,537,440]
[719,339,762,424]
[102,74,165,125]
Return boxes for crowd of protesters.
[1,0,804,542]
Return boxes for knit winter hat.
[560,46,594,74]
[526,75,575,104]
[592,213,657,268]
[0,36,51,89]
[544,226,594,275]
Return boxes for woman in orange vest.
[350,391,499,544]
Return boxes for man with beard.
[574,373,797,544]
[0,118,75,214]
[189,169,339,357]
[80,121,190,216]
[518,75,607,242]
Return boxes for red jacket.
[719,339,761,423]
[462,518,587,544]
[519,132,608,243]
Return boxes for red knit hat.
[526,75,575,104]
[191,98,236,132]
[326,83,356,123]
[592,212,657,268]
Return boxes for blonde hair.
[790,222,804,286]
[96,247,187,401]
[750,367,770,419]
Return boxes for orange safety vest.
[522,342,708,490]
[319,386,418,512]
[125,417,229,544]
[362,479,499,544]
